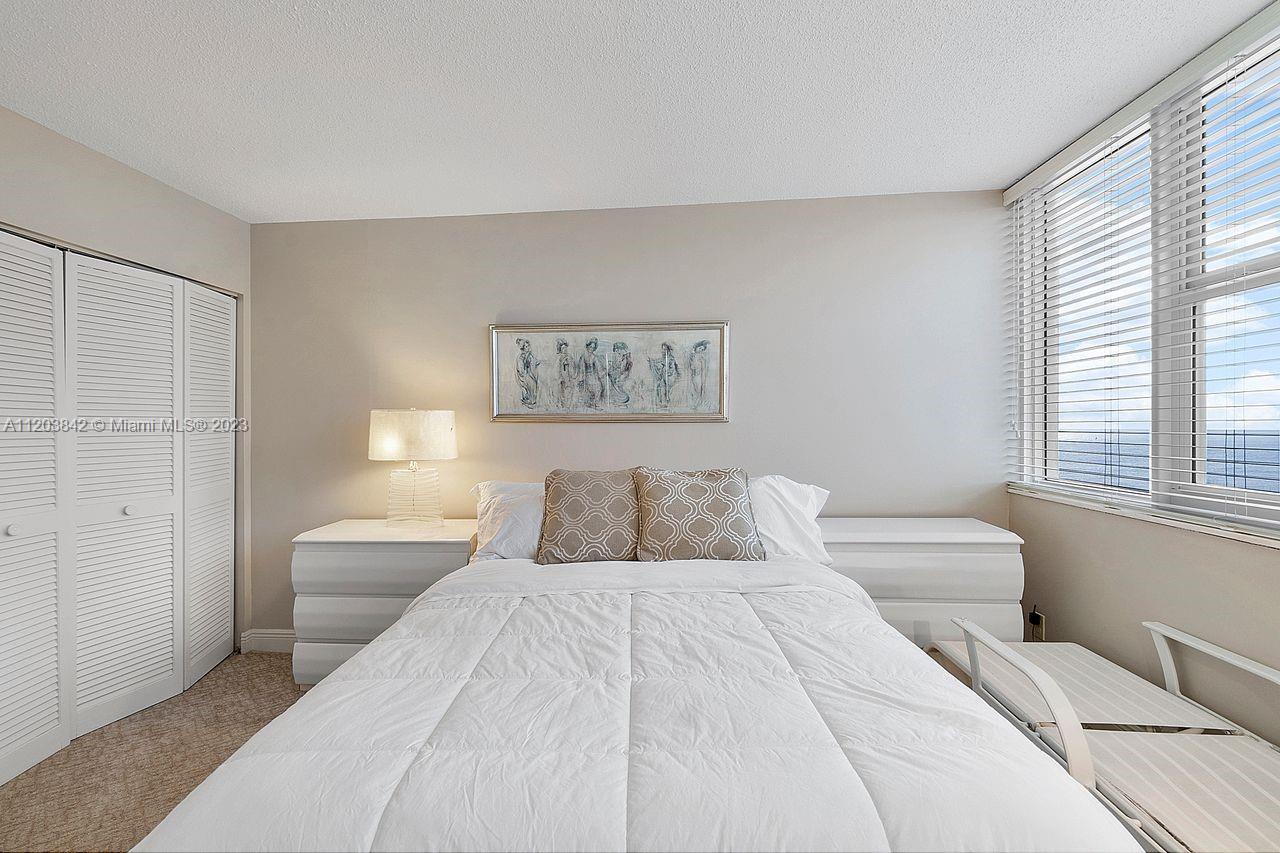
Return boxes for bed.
[138,557,1139,852]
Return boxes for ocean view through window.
[1056,429,1280,494]
[1010,30,1280,530]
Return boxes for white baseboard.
[240,628,295,653]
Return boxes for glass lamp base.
[387,466,443,527]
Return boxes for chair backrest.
[953,618,1096,789]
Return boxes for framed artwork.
[490,321,729,422]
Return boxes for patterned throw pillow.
[535,469,640,564]
[632,467,766,561]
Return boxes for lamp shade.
[368,409,457,461]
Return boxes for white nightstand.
[817,518,1024,645]
[291,518,477,685]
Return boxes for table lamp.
[368,409,457,526]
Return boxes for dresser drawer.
[292,547,468,595]
[294,595,416,642]
[827,550,1024,601]
[293,642,364,686]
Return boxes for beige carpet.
[0,652,302,853]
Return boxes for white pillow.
[748,475,832,565]
[471,481,544,561]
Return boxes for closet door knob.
[122,505,138,517]
[5,523,23,537]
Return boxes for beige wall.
[0,107,248,293]
[1011,492,1280,744]
[0,106,254,640]
[249,191,1008,630]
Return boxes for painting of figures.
[490,322,728,421]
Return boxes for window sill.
[1006,482,1280,552]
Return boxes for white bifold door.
[0,240,236,783]
[66,253,185,735]
[0,232,70,785]
[182,284,236,687]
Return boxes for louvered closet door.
[0,233,70,785]
[66,254,183,736]
[183,283,235,688]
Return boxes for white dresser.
[291,519,477,685]
[817,517,1024,645]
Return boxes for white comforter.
[139,558,1138,852]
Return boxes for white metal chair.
[929,621,1280,852]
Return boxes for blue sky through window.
[1050,134,1153,491]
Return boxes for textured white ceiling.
[0,1,1270,223]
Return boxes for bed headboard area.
[249,191,1007,630]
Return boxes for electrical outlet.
[1027,606,1046,642]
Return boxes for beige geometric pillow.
[535,469,640,564]
[632,467,766,562]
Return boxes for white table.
[291,519,477,685]
[817,517,1025,644]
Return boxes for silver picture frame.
[490,321,729,422]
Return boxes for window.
[1010,33,1280,533]
[1011,127,1153,494]
[1202,283,1280,494]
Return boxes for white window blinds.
[1010,31,1280,532]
